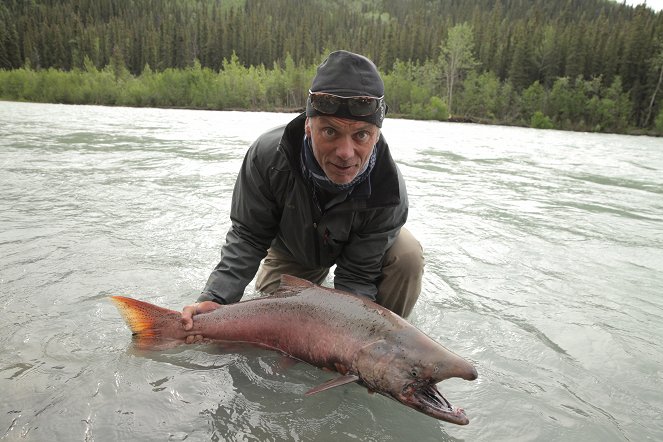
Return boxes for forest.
[1,0,663,135]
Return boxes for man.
[182,50,423,335]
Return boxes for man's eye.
[322,127,336,137]
[354,131,370,142]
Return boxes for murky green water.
[1,101,662,441]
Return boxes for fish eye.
[410,368,418,377]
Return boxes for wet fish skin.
[111,274,478,425]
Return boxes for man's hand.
[181,301,221,344]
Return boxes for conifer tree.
[645,43,663,127]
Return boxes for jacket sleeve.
[333,169,408,300]
[199,137,281,304]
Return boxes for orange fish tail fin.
[110,296,183,349]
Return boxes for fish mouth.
[401,382,470,425]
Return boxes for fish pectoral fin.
[305,374,360,396]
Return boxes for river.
[1,101,662,441]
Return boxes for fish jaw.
[396,381,471,425]
[354,336,478,425]
[389,355,477,425]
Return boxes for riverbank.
[1,63,661,137]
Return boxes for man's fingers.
[181,301,219,335]
[181,305,196,331]
[185,334,203,344]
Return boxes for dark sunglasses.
[309,91,384,116]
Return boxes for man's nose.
[335,136,354,160]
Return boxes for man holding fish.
[112,57,479,423]
[182,50,424,330]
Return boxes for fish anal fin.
[305,374,359,396]
[277,355,300,371]
[280,274,316,289]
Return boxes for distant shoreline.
[2,98,660,138]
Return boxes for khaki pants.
[255,227,424,317]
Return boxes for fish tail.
[110,296,183,349]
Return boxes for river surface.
[1,101,662,441]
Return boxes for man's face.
[305,116,380,185]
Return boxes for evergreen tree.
[1,0,662,134]
[0,4,22,69]
[645,42,663,127]
[508,22,535,91]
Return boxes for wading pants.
[255,227,424,317]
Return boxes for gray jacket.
[199,113,408,304]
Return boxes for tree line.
[1,0,662,134]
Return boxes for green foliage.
[656,108,663,133]
[382,60,422,115]
[425,96,449,121]
[645,42,663,127]
[521,81,547,120]
[438,23,479,114]
[539,75,633,132]
[588,76,631,133]
[457,71,501,119]
[0,3,21,69]
[530,111,554,129]
[0,54,656,135]
[0,56,316,112]
[2,0,663,135]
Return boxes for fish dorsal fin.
[280,274,315,289]
[304,374,360,396]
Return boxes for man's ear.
[304,117,311,137]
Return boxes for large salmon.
[111,275,478,425]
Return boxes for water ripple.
[1,102,662,441]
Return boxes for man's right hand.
[181,301,221,343]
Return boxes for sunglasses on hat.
[308,91,384,117]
